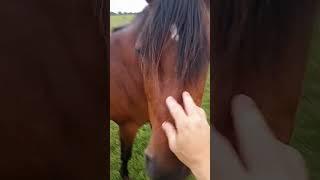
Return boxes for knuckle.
[194,114,202,122]
[183,122,190,129]
[171,107,178,114]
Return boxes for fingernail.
[162,122,167,128]
[166,96,174,106]
[183,91,190,97]
[233,94,255,107]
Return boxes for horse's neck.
[110,30,148,119]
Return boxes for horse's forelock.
[139,0,209,84]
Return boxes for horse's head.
[135,0,210,179]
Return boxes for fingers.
[212,128,246,179]
[231,94,280,171]
[166,96,188,129]
[182,91,198,116]
[162,121,177,152]
[167,92,207,128]
[197,106,207,121]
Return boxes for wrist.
[190,155,210,180]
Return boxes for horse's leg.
[119,123,139,180]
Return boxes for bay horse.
[211,0,318,169]
[110,0,210,179]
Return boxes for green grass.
[110,15,210,180]
[291,20,320,180]
[110,15,135,31]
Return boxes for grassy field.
[110,15,210,180]
[110,15,135,30]
[291,19,320,180]
[110,14,320,180]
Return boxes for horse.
[110,0,210,179]
[211,0,318,165]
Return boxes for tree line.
[110,11,137,15]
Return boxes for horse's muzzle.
[145,154,190,180]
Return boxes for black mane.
[139,0,209,83]
[212,0,318,63]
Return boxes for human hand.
[213,94,307,180]
[162,91,210,180]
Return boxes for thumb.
[162,121,177,152]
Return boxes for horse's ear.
[146,0,152,4]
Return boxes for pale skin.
[162,91,210,180]
[162,92,308,180]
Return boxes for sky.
[110,0,148,13]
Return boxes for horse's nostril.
[145,154,155,177]
[145,154,151,165]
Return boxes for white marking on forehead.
[170,24,179,42]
